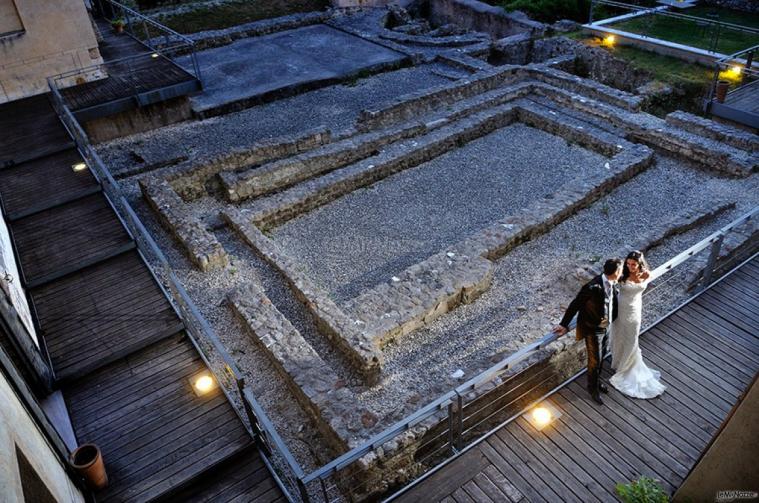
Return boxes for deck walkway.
[393,256,759,502]
[0,95,284,501]
[60,18,200,121]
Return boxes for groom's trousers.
[585,328,609,392]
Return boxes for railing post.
[298,479,311,503]
[698,234,724,293]
[588,0,595,24]
[447,402,455,455]
[455,392,464,451]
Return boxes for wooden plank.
[653,321,756,379]
[630,339,733,415]
[699,288,759,327]
[480,465,523,503]
[670,310,759,362]
[471,471,513,503]
[510,418,605,502]
[701,281,759,320]
[692,296,754,336]
[685,301,755,341]
[498,424,589,502]
[564,383,687,481]
[0,95,73,166]
[488,433,566,502]
[599,367,710,448]
[395,447,490,503]
[553,389,677,492]
[462,479,494,503]
[451,486,476,503]
[665,312,759,368]
[479,440,547,503]
[643,327,747,393]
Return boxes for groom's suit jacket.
[560,274,619,341]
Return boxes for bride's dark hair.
[621,250,650,282]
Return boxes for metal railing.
[588,0,759,55]
[46,79,300,500]
[50,0,200,110]
[704,44,759,112]
[98,0,201,81]
[293,206,757,502]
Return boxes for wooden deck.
[394,256,759,503]
[60,18,198,115]
[0,95,284,500]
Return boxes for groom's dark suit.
[559,274,619,396]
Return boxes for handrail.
[591,0,759,35]
[102,0,194,46]
[299,205,758,492]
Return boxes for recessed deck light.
[151,52,159,58]
[523,401,562,431]
[190,372,217,396]
[72,162,87,172]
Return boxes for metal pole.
[699,234,725,293]
[297,479,311,503]
[447,402,455,455]
[456,392,464,451]
[589,0,595,24]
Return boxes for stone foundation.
[140,177,229,271]
[83,96,193,144]
[224,208,383,384]
[427,0,546,39]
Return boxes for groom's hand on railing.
[552,325,568,336]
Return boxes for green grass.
[604,43,712,85]
[157,0,330,34]
[610,7,759,55]
[493,0,591,23]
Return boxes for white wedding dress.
[610,278,666,399]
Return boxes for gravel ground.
[272,123,609,301]
[98,64,450,175]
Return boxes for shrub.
[615,476,669,503]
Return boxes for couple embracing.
[553,251,666,405]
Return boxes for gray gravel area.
[98,65,450,175]
[272,123,610,301]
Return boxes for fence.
[587,0,759,56]
[47,64,758,503]
[704,44,759,116]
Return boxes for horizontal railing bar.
[593,0,759,34]
[649,207,756,281]
[103,0,194,45]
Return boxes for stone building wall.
[0,372,84,503]
[0,0,103,102]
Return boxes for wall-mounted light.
[523,401,562,431]
[190,372,217,396]
[72,162,87,172]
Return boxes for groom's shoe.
[590,391,604,405]
[599,382,609,394]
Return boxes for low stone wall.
[228,282,378,452]
[665,111,759,154]
[428,0,546,39]
[164,127,331,200]
[83,96,193,144]
[220,123,425,202]
[356,63,643,131]
[140,177,229,271]
[343,252,494,348]
[223,208,383,384]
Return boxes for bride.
[610,250,666,399]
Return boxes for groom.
[553,258,623,405]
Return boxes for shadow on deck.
[392,256,759,503]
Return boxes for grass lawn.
[610,6,759,55]
[602,43,712,86]
[158,0,330,34]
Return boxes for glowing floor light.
[523,401,562,431]
[190,372,217,396]
[602,34,616,47]
[72,162,87,172]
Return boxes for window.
[16,445,58,503]
[0,0,23,37]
